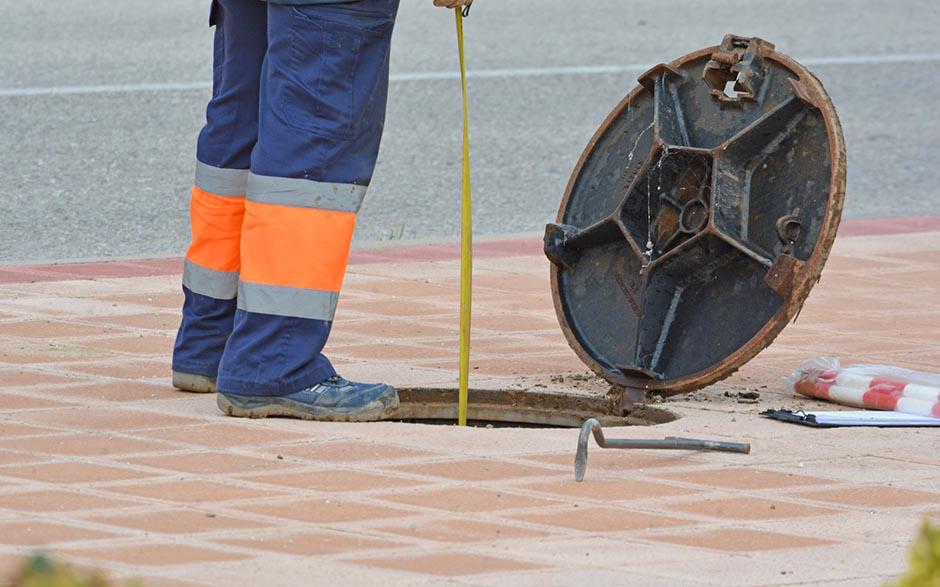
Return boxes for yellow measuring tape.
[455,8,472,427]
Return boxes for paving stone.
[90,509,271,534]
[267,441,438,463]
[80,335,175,355]
[0,489,140,512]
[0,393,75,410]
[0,461,162,484]
[52,381,176,402]
[0,370,82,387]
[664,496,838,520]
[794,485,940,509]
[217,530,403,555]
[391,458,561,482]
[135,424,311,448]
[649,528,834,552]
[349,552,544,576]
[123,451,291,475]
[242,469,425,493]
[0,320,119,339]
[61,543,248,566]
[104,479,281,503]
[378,487,563,513]
[519,478,698,501]
[0,433,174,457]
[243,498,410,524]
[378,518,552,543]
[0,520,119,546]
[66,360,170,380]
[654,467,833,490]
[512,506,690,533]
[11,407,203,432]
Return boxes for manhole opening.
[390,387,679,429]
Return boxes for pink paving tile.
[390,458,561,482]
[519,478,698,501]
[0,449,44,465]
[65,360,170,380]
[104,479,282,503]
[95,312,181,331]
[377,487,563,513]
[52,381,176,402]
[0,433,175,457]
[378,518,552,543]
[0,320,119,339]
[512,506,690,533]
[0,393,75,410]
[524,451,702,471]
[217,530,403,555]
[242,469,425,493]
[649,528,834,552]
[0,520,119,546]
[665,497,838,520]
[90,509,272,534]
[122,451,291,475]
[242,498,410,524]
[11,407,204,432]
[653,467,833,490]
[0,370,83,387]
[0,489,140,512]
[794,485,940,508]
[80,335,175,355]
[349,552,544,576]
[0,461,162,484]
[0,422,56,438]
[61,543,248,566]
[134,424,311,448]
[101,292,183,309]
[267,441,438,463]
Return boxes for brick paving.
[0,222,938,585]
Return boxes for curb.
[1,215,938,286]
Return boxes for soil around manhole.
[392,378,678,428]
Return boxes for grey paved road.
[2,0,939,263]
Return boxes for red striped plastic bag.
[784,357,940,418]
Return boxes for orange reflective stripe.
[240,200,356,293]
[186,186,246,273]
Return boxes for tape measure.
[454,7,472,426]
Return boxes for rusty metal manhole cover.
[545,35,846,396]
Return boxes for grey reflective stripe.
[194,161,249,197]
[247,173,367,213]
[182,259,239,300]
[238,281,339,321]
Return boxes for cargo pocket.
[283,6,394,140]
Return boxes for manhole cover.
[545,35,846,395]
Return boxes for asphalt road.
[1,0,939,263]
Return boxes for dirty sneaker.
[172,371,217,393]
[217,376,399,422]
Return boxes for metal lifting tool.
[575,418,751,482]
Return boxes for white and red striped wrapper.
[792,366,940,419]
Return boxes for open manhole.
[390,383,677,428]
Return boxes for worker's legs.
[172,0,267,386]
[215,0,400,398]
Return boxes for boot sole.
[172,371,217,394]
[217,391,399,423]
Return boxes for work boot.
[172,371,217,393]
[217,376,399,422]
